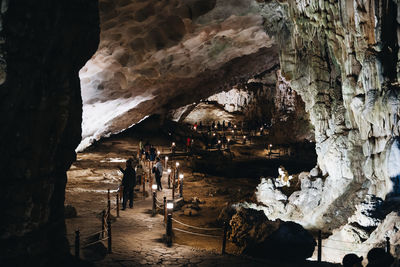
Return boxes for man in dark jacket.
[118,158,136,210]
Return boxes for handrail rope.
[321,245,368,253]
[325,238,376,245]
[81,237,109,249]
[173,227,222,238]
[171,218,221,231]
[80,229,107,239]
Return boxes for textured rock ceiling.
[78,0,279,150]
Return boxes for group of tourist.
[117,140,165,210]
[342,247,395,267]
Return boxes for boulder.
[64,205,77,218]
[229,208,316,262]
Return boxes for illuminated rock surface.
[78,0,278,150]
[2,0,400,265]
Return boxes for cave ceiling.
[78,0,282,150]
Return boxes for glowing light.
[167,202,174,210]
[179,174,184,180]
[157,151,160,155]
[231,130,234,133]
[152,184,157,190]
[218,140,221,144]
[227,138,230,142]
[165,156,168,161]
[243,136,246,139]
[213,133,216,136]
[167,168,171,173]
[176,162,180,167]
[269,144,273,147]
[172,142,175,146]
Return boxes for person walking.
[153,157,163,191]
[135,162,144,185]
[118,159,136,210]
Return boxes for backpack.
[152,166,160,176]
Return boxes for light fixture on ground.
[152,184,158,216]
[166,200,173,246]
[179,174,184,197]
[166,201,174,214]
[152,184,157,192]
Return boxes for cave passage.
[65,109,317,264]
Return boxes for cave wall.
[0,0,99,265]
[277,0,400,227]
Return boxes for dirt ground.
[65,126,319,265]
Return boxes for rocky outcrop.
[174,68,313,144]
[274,0,400,228]
[0,0,99,265]
[228,208,316,261]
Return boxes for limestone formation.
[78,0,278,150]
[228,207,316,261]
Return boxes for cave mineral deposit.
[1,0,400,266]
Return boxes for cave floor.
[65,134,331,266]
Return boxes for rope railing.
[171,218,221,231]
[172,227,222,238]
[325,238,376,245]
[81,237,110,249]
[321,245,369,254]
[315,230,393,262]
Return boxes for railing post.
[107,189,111,220]
[163,197,167,221]
[386,236,391,254]
[179,178,183,198]
[101,210,105,238]
[318,230,322,262]
[222,222,227,255]
[152,191,156,216]
[172,178,175,200]
[143,173,146,197]
[116,193,120,218]
[107,218,112,254]
[75,229,80,259]
[168,173,171,189]
[166,214,172,246]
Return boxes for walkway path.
[94,169,271,267]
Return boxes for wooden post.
[101,210,105,238]
[166,214,172,246]
[107,218,112,254]
[75,229,80,259]
[116,193,120,218]
[386,236,391,254]
[172,178,175,200]
[179,177,183,198]
[107,189,111,220]
[222,222,227,255]
[152,191,156,216]
[163,197,167,223]
[143,173,146,197]
[318,230,322,262]
[168,173,171,189]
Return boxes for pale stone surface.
[78,0,278,150]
